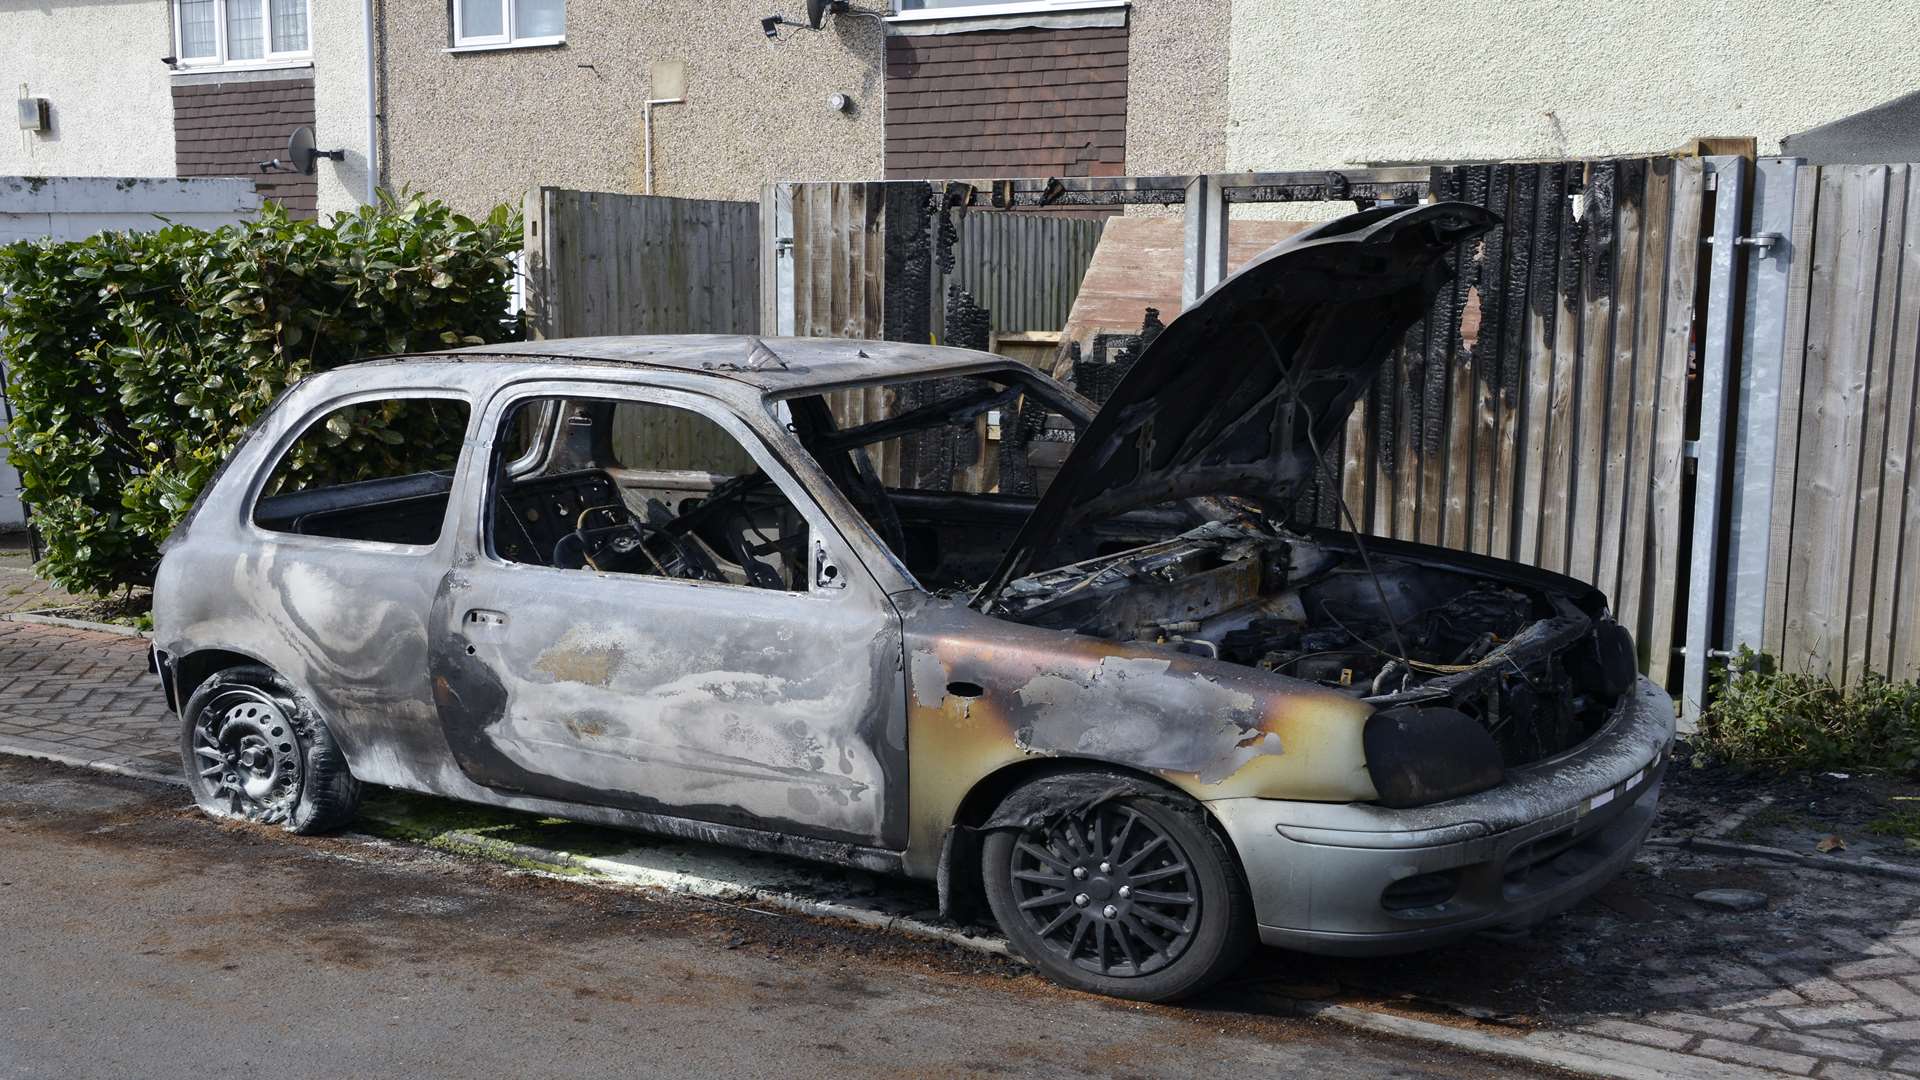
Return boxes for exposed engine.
[995,521,1638,769]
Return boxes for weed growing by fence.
[1699,646,1920,775]
[0,194,521,595]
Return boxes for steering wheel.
[553,505,703,578]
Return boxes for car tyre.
[180,665,362,834]
[981,777,1253,1001]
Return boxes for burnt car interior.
[484,396,810,592]
[251,392,811,592]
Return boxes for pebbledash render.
[150,203,1673,1001]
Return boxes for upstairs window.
[174,0,311,69]
[452,0,566,48]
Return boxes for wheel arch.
[170,648,273,714]
[937,757,1249,925]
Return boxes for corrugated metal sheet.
[948,212,1104,335]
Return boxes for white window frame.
[172,0,313,72]
[450,0,566,51]
[886,0,1124,20]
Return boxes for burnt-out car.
[153,203,1673,1001]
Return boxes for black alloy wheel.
[982,780,1253,1001]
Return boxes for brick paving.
[0,621,174,776]
[1539,850,1920,1077]
[0,550,83,615]
[4,617,1920,1076]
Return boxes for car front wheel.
[180,665,361,834]
[981,778,1252,1001]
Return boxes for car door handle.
[465,609,508,630]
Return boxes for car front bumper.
[1208,677,1675,956]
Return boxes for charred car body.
[153,203,1674,1001]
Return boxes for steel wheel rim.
[1007,803,1201,978]
[190,688,302,824]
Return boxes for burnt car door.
[230,388,475,783]
[428,379,905,849]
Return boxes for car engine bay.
[992,520,1636,768]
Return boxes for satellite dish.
[286,125,344,175]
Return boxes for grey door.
[429,383,904,848]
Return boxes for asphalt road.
[0,757,1539,1079]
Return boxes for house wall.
[0,0,176,179]
[378,0,885,214]
[1224,0,1920,170]
[312,0,373,220]
[1123,0,1228,177]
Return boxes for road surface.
[0,757,1539,1079]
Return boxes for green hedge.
[1698,647,1920,775]
[0,195,522,594]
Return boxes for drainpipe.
[641,97,682,196]
[362,0,379,204]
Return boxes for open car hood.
[974,201,1498,605]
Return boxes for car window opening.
[782,370,1207,592]
[487,396,810,593]
[251,395,471,545]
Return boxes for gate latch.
[1734,232,1783,257]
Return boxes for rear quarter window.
[251,396,471,545]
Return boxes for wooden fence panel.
[524,187,759,339]
[764,170,1714,681]
[522,187,761,472]
[788,182,896,483]
[1765,163,1920,682]
[1321,157,1707,683]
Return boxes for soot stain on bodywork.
[1010,655,1279,784]
[900,613,1380,875]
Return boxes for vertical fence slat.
[1643,156,1705,686]
[1788,166,1886,678]
[1515,163,1563,566]
[1596,160,1648,608]
[1847,166,1908,681]
[1467,164,1507,557]
[1539,171,1581,575]
[1488,164,1537,563]
[1568,162,1617,588]
[1762,167,1823,657]
[1864,165,1918,674]
[1614,158,1674,667]
[1886,170,1920,675]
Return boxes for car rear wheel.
[981,779,1252,1001]
[180,666,361,834]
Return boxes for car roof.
[362,335,1021,393]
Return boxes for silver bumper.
[1209,678,1675,956]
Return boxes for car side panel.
[151,375,482,791]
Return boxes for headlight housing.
[1362,705,1505,808]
